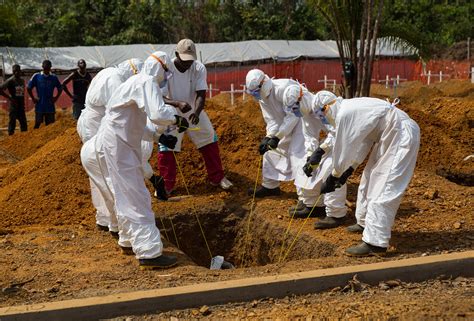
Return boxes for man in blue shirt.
[27,60,62,128]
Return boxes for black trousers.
[8,105,28,135]
[72,102,85,120]
[34,112,55,129]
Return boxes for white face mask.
[285,102,303,117]
[314,108,330,125]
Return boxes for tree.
[382,0,473,60]
[0,3,24,46]
[313,0,384,97]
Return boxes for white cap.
[245,69,272,98]
[176,38,197,61]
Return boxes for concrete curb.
[1,251,473,321]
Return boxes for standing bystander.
[62,59,92,120]
[27,60,62,128]
[0,64,27,135]
[158,38,233,194]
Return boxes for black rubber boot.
[110,231,119,239]
[150,175,168,201]
[345,242,387,257]
[120,246,134,256]
[96,224,109,232]
[291,206,326,219]
[288,200,305,214]
[247,185,281,198]
[139,255,178,270]
[314,216,346,229]
[346,224,364,234]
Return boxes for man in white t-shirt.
[157,38,233,194]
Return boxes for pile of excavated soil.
[371,81,474,180]
[0,126,94,228]
[0,112,75,160]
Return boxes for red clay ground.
[121,277,474,320]
[0,80,472,314]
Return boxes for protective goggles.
[247,77,265,100]
[316,99,336,125]
[285,85,304,117]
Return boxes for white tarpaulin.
[0,39,417,73]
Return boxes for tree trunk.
[349,1,358,98]
[363,0,384,96]
[361,0,373,97]
[356,0,368,97]
[315,0,383,98]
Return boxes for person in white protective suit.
[312,90,420,256]
[94,51,191,269]
[245,69,327,218]
[79,59,143,235]
[282,84,349,228]
[157,38,233,195]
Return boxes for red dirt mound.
[372,81,474,176]
[0,113,75,160]
[149,95,266,195]
[0,96,267,229]
[0,127,94,228]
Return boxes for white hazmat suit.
[93,52,177,259]
[282,85,347,218]
[78,59,144,143]
[79,59,143,232]
[316,92,420,248]
[260,79,305,187]
[141,118,160,180]
[246,70,305,190]
[97,52,176,259]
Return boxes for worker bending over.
[282,84,348,228]
[294,90,420,256]
[94,51,190,269]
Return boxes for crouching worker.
[282,85,348,228]
[96,51,190,269]
[244,70,308,204]
[315,91,420,256]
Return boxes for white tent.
[0,39,417,73]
